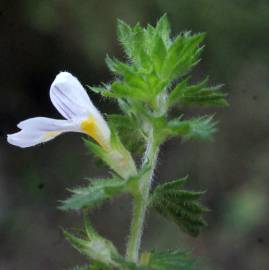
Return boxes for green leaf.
[64,228,119,267]
[59,177,127,210]
[168,115,217,141]
[117,19,134,58]
[66,215,121,269]
[169,77,228,107]
[104,15,226,124]
[155,14,171,47]
[106,55,135,76]
[148,115,217,144]
[59,165,150,211]
[139,249,199,270]
[117,20,151,70]
[151,35,167,74]
[161,32,205,81]
[110,249,200,270]
[110,80,150,101]
[105,15,219,118]
[150,177,208,237]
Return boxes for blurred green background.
[1,0,269,269]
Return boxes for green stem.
[126,131,159,263]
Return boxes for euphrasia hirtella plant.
[7,15,227,270]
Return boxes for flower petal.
[50,72,95,119]
[18,117,78,131]
[7,117,79,148]
[8,129,48,148]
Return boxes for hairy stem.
[126,131,159,263]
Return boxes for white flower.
[7,72,111,148]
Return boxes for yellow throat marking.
[81,115,106,148]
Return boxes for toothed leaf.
[59,177,127,211]
[160,32,205,81]
[59,166,150,211]
[64,229,118,266]
[169,77,228,107]
[150,177,208,237]
[168,116,217,141]
[139,249,200,270]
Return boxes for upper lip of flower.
[7,71,111,148]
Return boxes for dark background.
[1,1,269,269]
